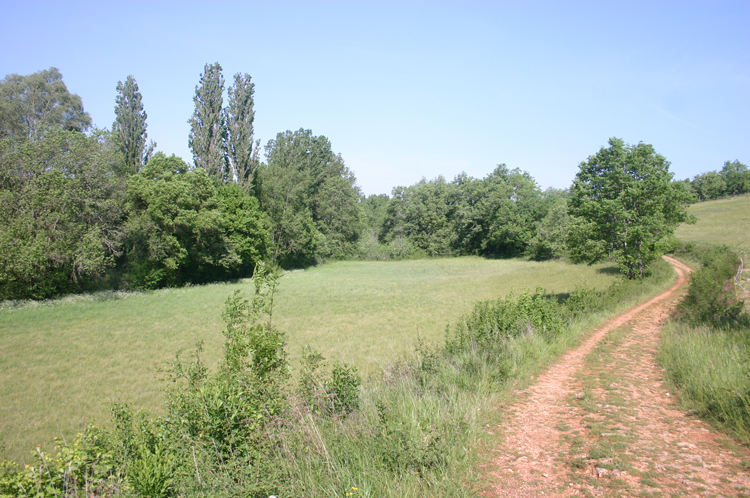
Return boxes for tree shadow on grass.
[596,265,620,275]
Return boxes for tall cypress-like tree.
[226,72,259,192]
[113,75,154,175]
[189,63,228,181]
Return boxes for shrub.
[674,245,747,328]
[445,288,566,356]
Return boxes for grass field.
[675,193,750,251]
[0,256,617,462]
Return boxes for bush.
[674,245,747,328]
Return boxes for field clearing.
[675,193,750,252]
[0,256,616,461]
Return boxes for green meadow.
[0,256,616,461]
[675,193,750,251]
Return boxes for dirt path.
[483,256,750,497]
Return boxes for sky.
[1,0,748,196]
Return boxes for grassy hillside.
[0,256,616,462]
[675,193,750,251]
[660,193,750,446]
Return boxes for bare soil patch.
[483,256,750,497]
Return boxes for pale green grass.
[0,256,616,461]
[658,322,750,444]
[675,193,750,251]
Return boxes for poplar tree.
[113,75,154,175]
[189,63,228,181]
[226,72,259,192]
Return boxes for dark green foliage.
[0,68,91,141]
[383,177,458,257]
[188,63,228,181]
[568,138,694,279]
[691,170,727,201]
[688,160,750,201]
[225,72,259,192]
[258,129,362,267]
[720,160,750,197]
[525,189,571,260]
[113,75,155,175]
[376,165,550,260]
[122,153,270,289]
[674,245,747,328]
[0,130,125,300]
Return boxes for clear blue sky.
[2,0,748,196]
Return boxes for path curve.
[483,256,750,497]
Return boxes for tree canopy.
[257,129,362,268]
[0,130,124,299]
[123,153,270,289]
[568,138,694,279]
[0,67,91,141]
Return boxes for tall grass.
[659,242,750,444]
[659,323,750,444]
[272,259,675,497]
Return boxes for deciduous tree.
[123,153,270,289]
[568,138,694,279]
[0,68,91,140]
[0,130,124,299]
[720,160,750,196]
[257,129,362,267]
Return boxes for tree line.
[0,65,362,300]
[681,160,750,201]
[1,65,718,300]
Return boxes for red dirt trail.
[483,256,750,497]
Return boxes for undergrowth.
[0,259,674,497]
[659,243,750,444]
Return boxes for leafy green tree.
[0,130,124,299]
[526,190,572,260]
[188,63,228,181]
[568,138,694,279]
[113,75,155,175]
[477,166,544,257]
[450,166,544,257]
[381,177,458,256]
[719,160,750,196]
[0,67,91,140]
[123,153,269,288]
[226,72,259,192]
[691,170,726,201]
[258,129,361,267]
